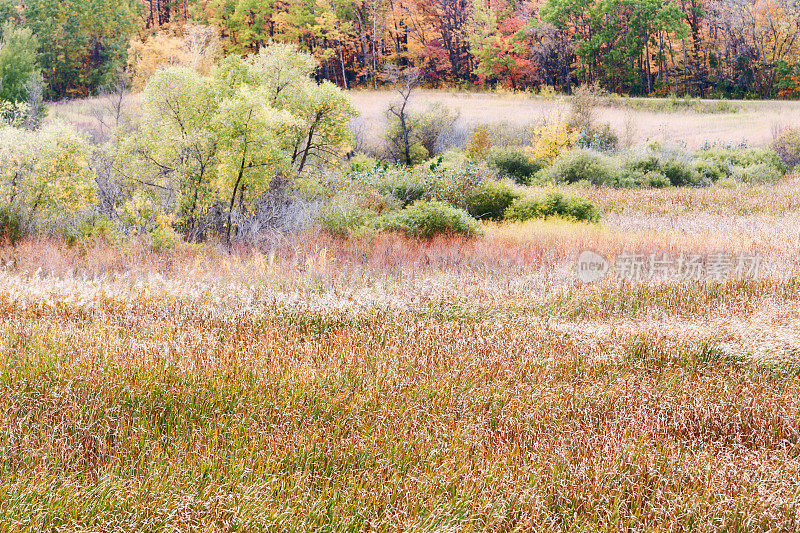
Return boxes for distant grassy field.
[49,90,800,149]
[2,181,800,529]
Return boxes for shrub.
[0,123,97,233]
[420,159,486,209]
[575,123,619,152]
[568,83,605,133]
[505,192,600,223]
[538,149,618,185]
[730,163,782,184]
[373,168,427,207]
[622,147,701,186]
[466,180,520,220]
[662,159,701,186]
[367,156,487,210]
[528,120,582,163]
[773,127,800,168]
[466,126,492,159]
[644,171,671,188]
[347,153,380,174]
[385,104,458,164]
[689,158,724,182]
[697,146,784,176]
[0,204,23,244]
[611,168,646,188]
[487,148,543,185]
[375,200,479,238]
[147,218,182,251]
[612,168,670,188]
[318,200,374,237]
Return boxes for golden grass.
[348,90,800,148]
[49,90,800,149]
[3,182,800,529]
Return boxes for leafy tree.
[0,23,39,103]
[22,0,139,98]
[130,44,355,243]
[0,122,96,231]
[134,67,220,239]
[542,0,688,94]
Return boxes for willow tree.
[131,43,356,243]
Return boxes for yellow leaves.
[0,121,97,218]
[527,120,582,164]
[466,126,492,160]
[127,24,221,90]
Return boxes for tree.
[134,67,220,239]
[22,0,139,99]
[470,12,531,89]
[384,65,420,165]
[213,86,299,244]
[542,0,688,94]
[0,122,96,230]
[129,44,355,243]
[0,23,39,103]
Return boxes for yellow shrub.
[127,24,219,90]
[527,120,582,164]
[466,126,492,160]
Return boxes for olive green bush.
[505,192,600,223]
[487,148,542,185]
[773,127,800,168]
[375,200,479,238]
[466,180,520,220]
[537,149,618,185]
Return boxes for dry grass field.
[349,91,800,149]
[50,90,800,149]
[3,179,800,530]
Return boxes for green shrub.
[347,153,380,174]
[575,123,619,152]
[624,153,662,174]
[487,148,542,184]
[385,104,457,164]
[319,201,374,237]
[610,168,646,188]
[662,159,701,186]
[505,192,600,223]
[0,204,23,244]
[730,163,782,184]
[644,171,671,188]
[419,159,485,209]
[613,167,670,188]
[147,221,181,251]
[622,148,701,186]
[466,180,520,220]
[376,200,479,238]
[372,168,427,207]
[697,146,784,175]
[773,127,800,168]
[538,149,618,185]
[689,158,724,182]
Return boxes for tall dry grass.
[3,181,800,529]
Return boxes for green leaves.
[0,122,96,231]
[131,44,356,241]
[542,0,689,94]
[22,0,139,98]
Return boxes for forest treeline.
[3,0,800,101]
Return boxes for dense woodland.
[2,0,800,101]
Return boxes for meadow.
[50,90,800,150]
[2,173,800,530]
